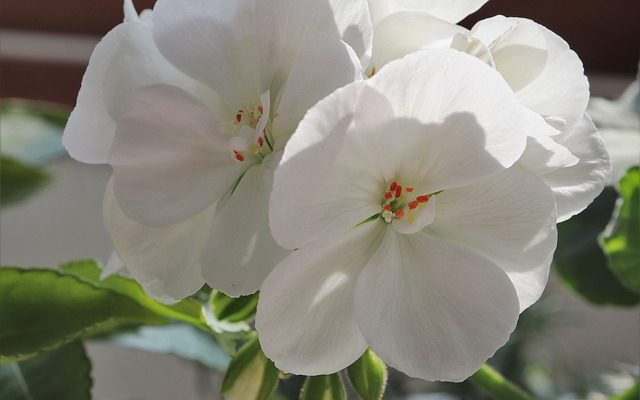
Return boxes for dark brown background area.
[1,0,639,106]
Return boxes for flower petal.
[429,166,557,311]
[201,163,289,296]
[368,49,528,172]
[354,230,519,382]
[256,222,383,375]
[368,0,489,24]
[270,81,381,250]
[473,17,589,132]
[272,33,363,148]
[104,180,209,303]
[540,114,612,222]
[369,11,467,73]
[63,11,199,164]
[110,84,245,226]
[152,0,372,105]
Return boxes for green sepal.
[211,290,259,323]
[347,349,387,400]
[300,373,346,400]
[221,334,279,400]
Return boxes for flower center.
[229,91,274,163]
[380,181,430,224]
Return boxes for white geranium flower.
[256,50,557,381]
[63,0,372,301]
[367,12,610,222]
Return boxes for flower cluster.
[64,0,610,382]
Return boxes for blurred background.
[1,1,639,399]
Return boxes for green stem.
[470,364,535,400]
[609,382,639,400]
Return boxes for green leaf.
[211,290,259,323]
[0,342,91,400]
[105,324,229,371]
[300,374,346,400]
[221,335,279,400]
[0,267,167,361]
[554,188,640,306]
[347,349,387,400]
[60,260,207,329]
[603,167,640,294]
[0,156,49,206]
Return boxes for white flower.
[589,78,640,184]
[63,0,372,301]
[256,50,557,381]
[367,12,611,222]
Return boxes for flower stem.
[470,364,535,400]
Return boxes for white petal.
[104,180,209,303]
[256,222,383,375]
[482,17,588,132]
[369,12,467,73]
[201,163,289,296]
[152,0,372,105]
[354,230,519,382]
[270,81,381,250]
[272,33,363,148]
[63,13,200,164]
[326,0,374,66]
[368,49,528,172]
[368,0,488,24]
[541,114,612,222]
[429,166,557,311]
[518,111,579,176]
[489,21,548,92]
[109,84,245,226]
[62,21,128,164]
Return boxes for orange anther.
[390,182,398,191]
[395,209,404,218]
[258,105,264,114]
[235,111,243,123]
[384,192,393,200]
[395,185,402,198]
[409,201,419,210]
[383,205,392,211]
[417,195,430,203]
[406,186,414,192]
[258,136,265,147]
[234,151,245,162]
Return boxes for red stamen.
[258,105,264,114]
[384,192,393,200]
[395,185,402,198]
[233,151,245,162]
[390,181,398,191]
[383,205,392,211]
[235,111,243,123]
[409,201,419,210]
[406,186,414,192]
[258,136,265,147]
[417,195,430,203]
[395,209,404,218]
